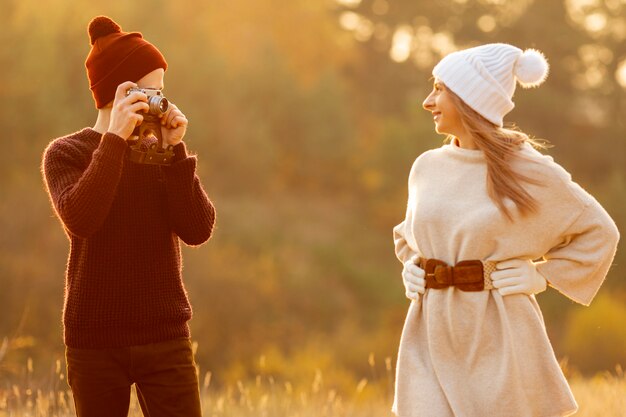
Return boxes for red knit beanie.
[85,16,168,108]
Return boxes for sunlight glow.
[431,31,456,56]
[335,0,362,7]
[339,11,361,31]
[474,0,535,27]
[585,67,605,88]
[354,18,375,42]
[567,0,600,12]
[411,25,437,69]
[579,44,614,66]
[574,44,613,90]
[477,15,497,32]
[339,11,374,42]
[390,25,413,63]
[564,0,619,38]
[616,59,626,89]
[584,12,608,32]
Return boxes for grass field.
[1,362,625,416]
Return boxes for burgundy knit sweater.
[42,128,215,348]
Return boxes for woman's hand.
[491,259,547,296]
[402,255,426,301]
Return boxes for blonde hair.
[444,86,548,221]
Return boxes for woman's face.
[422,78,464,137]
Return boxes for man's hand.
[402,255,426,301]
[108,82,149,140]
[160,103,188,147]
[491,259,547,296]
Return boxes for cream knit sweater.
[392,141,619,417]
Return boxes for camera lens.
[158,97,169,114]
[148,96,169,115]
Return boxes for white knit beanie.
[432,43,549,127]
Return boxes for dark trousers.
[65,337,202,417]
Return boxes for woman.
[392,43,620,417]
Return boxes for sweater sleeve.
[536,197,620,306]
[393,157,422,265]
[160,141,216,246]
[42,133,127,238]
[393,220,419,265]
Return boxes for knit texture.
[392,142,619,417]
[42,128,215,348]
[85,16,168,108]
[432,43,549,127]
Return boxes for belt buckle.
[454,260,485,291]
[434,265,454,285]
[424,259,451,289]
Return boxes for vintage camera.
[125,87,174,166]
[126,87,169,115]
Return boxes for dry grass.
[569,368,626,417]
[1,360,625,416]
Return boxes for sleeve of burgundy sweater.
[42,133,127,238]
[161,141,216,245]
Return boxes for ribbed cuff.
[163,142,197,180]
[64,321,191,348]
[96,132,128,162]
[172,141,190,163]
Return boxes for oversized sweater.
[392,141,619,417]
[42,128,216,348]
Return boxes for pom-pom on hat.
[85,16,168,108]
[432,43,549,127]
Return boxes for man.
[41,15,215,416]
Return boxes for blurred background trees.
[1,0,624,388]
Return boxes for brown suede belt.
[419,258,496,292]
